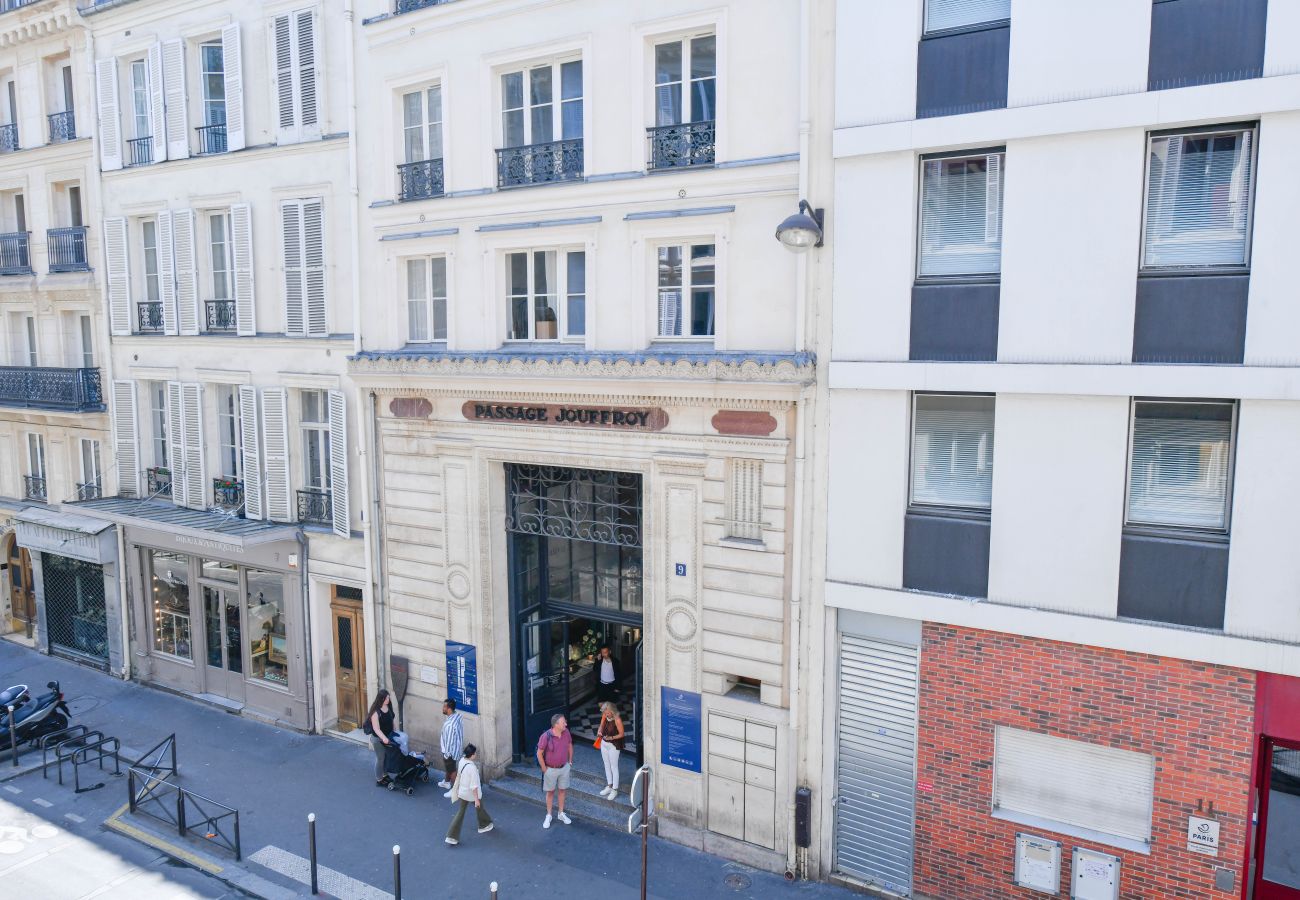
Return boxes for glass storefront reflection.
[246,568,288,688]
[150,549,191,659]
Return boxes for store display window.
[246,568,288,688]
[150,549,192,659]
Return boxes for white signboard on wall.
[1187,816,1221,856]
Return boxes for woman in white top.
[445,743,494,845]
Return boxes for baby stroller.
[384,740,431,796]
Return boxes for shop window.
[150,549,191,659]
[201,557,238,582]
[247,568,288,687]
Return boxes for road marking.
[32,798,52,808]
[64,813,85,824]
[2,785,20,794]
[249,845,393,900]
[103,804,222,876]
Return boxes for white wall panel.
[1007,0,1150,107]
[835,0,918,128]
[1244,111,1300,366]
[1265,0,1300,75]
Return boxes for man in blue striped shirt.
[439,698,464,796]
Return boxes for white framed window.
[1141,125,1256,270]
[129,59,150,140]
[300,389,331,492]
[150,380,168,466]
[725,458,763,541]
[656,242,715,339]
[402,85,442,163]
[500,59,582,147]
[919,149,1004,277]
[141,218,160,304]
[1126,399,1235,532]
[199,41,226,128]
[23,315,36,365]
[653,34,716,126]
[505,249,585,342]
[924,0,1011,34]
[273,9,319,143]
[79,438,102,490]
[910,393,995,510]
[406,256,448,343]
[79,314,93,367]
[208,211,232,300]
[25,432,45,479]
[216,384,241,479]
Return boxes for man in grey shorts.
[536,713,574,828]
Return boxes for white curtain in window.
[1127,401,1233,530]
[925,0,1010,33]
[919,152,1003,277]
[1143,129,1254,269]
[911,393,995,509]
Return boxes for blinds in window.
[911,393,995,509]
[1127,400,1233,530]
[1143,128,1254,269]
[726,459,763,541]
[919,152,1004,277]
[925,0,1010,33]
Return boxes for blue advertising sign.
[446,641,479,714]
[660,687,702,773]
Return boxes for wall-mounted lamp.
[775,200,825,252]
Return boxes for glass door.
[520,617,569,755]
[1256,737,1300,899]
[202,586,245,702]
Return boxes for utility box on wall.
[1014,833,1061,894]
[1071,847,1121,900]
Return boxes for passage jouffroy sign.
[462,401,668,431]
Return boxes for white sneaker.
[443,789,455,799]
[600,786,614,798]
[557,812,572,825]
[444,837,458,845]
[437,780,452,789]
[543,814,552,829]
[478,823,494,834]
[609,787,620,799]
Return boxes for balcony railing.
[1,0,42,13]
[137,301,164,333]
[23,475,46,503]
[126,136,153,167]
[297,489,332,526]
[76,481,101,501]
[47,226,89,273]
[647,120,716,171]
[397,158,445,201]
[196,123,227,155]
[213,478,244,515]
[47,110,75,144]
[496,138,583,189]
[204,299,236,332]
[394,0,453,12]
[0,232,31,275]
[0,366,103,411]
[146,467,172,498]
[0,123,16,153]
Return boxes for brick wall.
[915,623,1255,900]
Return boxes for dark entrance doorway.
[5,535,34,633]
[1255,737,1300,899]
[507,464,644,765]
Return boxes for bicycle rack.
[70,735,121,794]
[43,728,101,785]
[40,725,91,779]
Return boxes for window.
[506,249,585,341]
[656,243,715,338]
[142,219,160,304]
[200,42,225,127]
[150,381,168,466]
[79,439,102,491]
[919,150,1004,277]
[150,549,191,659]
[209,212,232,300]
[1142,126,1255,269]
[402,86,442,163]
[301,389,331,491]
[910,393,995,510]
[129,60,150,139]
[924,0,1011,34]
[274,10,319,142]
[654,35,716,125]
[79,314,93,367]
[23,315,36,365]
[246,569,288,687]
[26,433,45,479]
[406,257,448,342]
[725,458,763,541]
[216,385,241,478]
[281,198,326,337]
[1127,400,1234,531]
[501,60,582,147]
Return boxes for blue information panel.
[446,641,479,714]
[660,687,702,772]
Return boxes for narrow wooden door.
[5,535,34,626]
[331,595,366,731]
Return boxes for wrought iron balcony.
[23,475,46,503]
[47,226,89,273]
[196,123,227,155]
[647,120,716,171]
[395,0,453,13]
[0,232,31,275]
[0,0,42,13]
[204,299,236,333]
[47,110,75,144]
[0,366,103,412]
[0,123,16,153]
[496,138,583,189]
[213,478,244,515]
[126,136,153,167]
[146,467,172,498]
[76,481,101,501]
[398,158,445,201]
[137,301,164,333]
[296,489,332,526]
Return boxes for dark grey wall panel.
[1148,0,1268,90]
[1117,532,1229,629]
[903,512,990,599]
[1132,274,1248,364]
[910,282,1000,361]
[916,24,1010,119]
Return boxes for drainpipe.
[115,522,130,681]
[297,530,316,733]
[368,391,388,689]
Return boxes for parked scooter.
[0,682,70,748]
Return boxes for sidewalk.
[0,641,855,899]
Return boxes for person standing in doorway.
[596,701,625,799]
[444,744,493,845]
[364,689,396,787]
[595,645,621,704]
[439,698,464,798]
[536,713,573,828]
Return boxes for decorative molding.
[666,605,698,642]
[389,397,433,419]
[711,410,779,436]
[0,8,76,47]
[446,565,472,601]
[376,385,794,412]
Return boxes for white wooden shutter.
[984,153,1001,243]
[281,200,305,336]
[238,385,264,520]
[161,39,188,160]
[296,11,319,138]
[95,58,122,171]
[166,381,186,506]
[231,203,255,335]
[180,382,205,510]
[157,210,178,335]
[726,459,763,541]
[327,390,348,537]
[993,726,1155,845]
[303,199,326,336]
[274,15,296,142]
[172,209,199,335]
[111,380,140,497]
[147,43,167,162]
[103,217,131,336]
[260,387,291,521]
[220,25,245,152]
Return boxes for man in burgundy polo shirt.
[536,713,574,828]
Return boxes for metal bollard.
[490,881,499,898]
[393,845,402,900]
[308,813,318,895]
[7,706,16,768]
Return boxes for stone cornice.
[0,1,79,46]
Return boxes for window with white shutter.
[1126,399,1235,531]
[95,58,122,171]
[281,199,326,337]
[103,217,130,335]
[166,381,186,506]
[157,210,178,335]
[919,150,1005,277]
[220,25,245,152]
[273,10,320,145]
[725,458,763,541]
[910,393,995,510]
[924,0,1010,34]
[172,209,199,335]
[111,379,140,497]
[281,201,304,335]
[148,43,167,162]
[239,385,264,520]
[160,39,188,160]
[230,203,255,335]
[181,382,205,509]
[260,387,291,521]
[327,389,349,538]
[993,726,1154,849]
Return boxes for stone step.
[489,773,634,832]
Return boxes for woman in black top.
[366,689,396,786]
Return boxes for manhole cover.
[724,873,752,890]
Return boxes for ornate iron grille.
[0,123,17,153]
[647,120,716,170]
[0,232,31,275]
[395,0,452,12]
[297,489,332,525]
[213,478,244,514]
[23,475,46,502]
[126,136,153,167]
[205,299,236,332]
[397,158,445,201]
[496,138,584,188]
[506,464,642,547]
[47,226,89,272]
[137,302,164,333]
[196,123,227,155]
[147,467,172,497]
[76,481,102,501]
[47,110,75,143]
[0,366,102,411]
[43,555,108,663]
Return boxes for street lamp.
[774,200,824,252]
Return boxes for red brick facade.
[914,623,1256,900]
